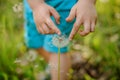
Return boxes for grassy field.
[0,0,120,80]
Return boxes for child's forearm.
[27,0,45,10]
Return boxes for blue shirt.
[24,0,77,14]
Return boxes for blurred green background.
[0,0,120,80]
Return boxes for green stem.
[58,47,60,80]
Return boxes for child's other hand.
[33,3,61,35]
[66,0,97,40]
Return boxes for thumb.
[66,7,76,22]
[50,7,60,24]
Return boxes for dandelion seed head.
[13,3,23,13]
[52,34,69,48]
[26,50,37,62]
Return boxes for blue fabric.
[24,0,77,53]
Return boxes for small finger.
[69,17,82,40]
[36,24,44,34]
[49,30,56,34]
[38,26,44,34]
[80,20,90,36]
[66,6,76,22]
[46,18,61,35]
[50,7,60,24]
[90,20,96,32]
[42,24,50,34]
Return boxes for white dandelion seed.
[52,34,70,48]
[14,58,22,64]
[26,50,37,62]
[12,3,23,13]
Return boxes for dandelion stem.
[58,47,60,80]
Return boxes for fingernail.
[66,18,68,21]
[58,32,61,35]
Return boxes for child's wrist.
[28,0,45,10]
[32,2,45,11]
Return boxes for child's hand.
[66,0,97,40]
[32,2,61,35]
